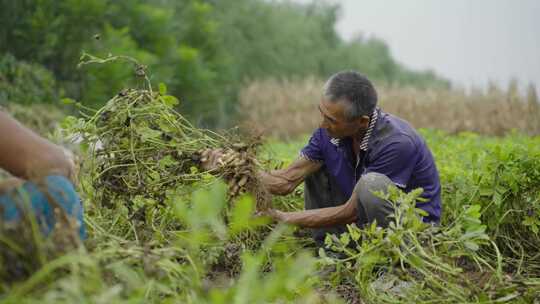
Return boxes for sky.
[297,0,540,91]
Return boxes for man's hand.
[258,208,289,223]
[199,148,225,171]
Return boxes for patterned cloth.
[0,175,86,239]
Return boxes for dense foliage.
[0,0,449,126]
[0,54,58,105]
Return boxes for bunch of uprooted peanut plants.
[209,144,270,209]
[66,59,270,239]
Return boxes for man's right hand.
[257,208,289,223]
[200,148,225,171]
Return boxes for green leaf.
[339,232,350,246]
[137,127,162,141]
[162,95,179,107]
[459,229,487,241]
[230,194,255,234]
[159,82,167,95]
[464,241,480,251]
[60,115,78,130]
[465,204,482,219]
[415,208,429,217]
[324,234,333,248]
[479,187,494,197]
[61,97,76,105]
[318,247,327,258]
[347,224,361,242]
[158,155,178,169]
[408,254,424,268]
[149,171,160,182]
[190,181,228,238]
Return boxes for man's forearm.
[256,157,322,196]
[275,200,357,228]
[257,170,299,195]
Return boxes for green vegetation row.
[268,130,540,302]
[0,0,449,126]
[267,130,540,260]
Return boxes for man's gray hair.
[323,71,378,120]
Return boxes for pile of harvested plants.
[67,55,270,232]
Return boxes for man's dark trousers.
[304,167,394,247]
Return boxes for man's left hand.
[257,208,289,223]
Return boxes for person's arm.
[257,157,322,195]
[0,111,75,181]
[201,149,322,196]
[265,193,358,228]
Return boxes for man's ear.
[358,115,370,129]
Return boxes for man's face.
[318,97,370,139]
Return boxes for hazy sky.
[298,0,540,90]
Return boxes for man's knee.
[355,172,394,200]
[354,172,395,227]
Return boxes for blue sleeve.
[300,128,324,162]
[364,135,417,188]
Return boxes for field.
[2,95,540,303]
[1,80,540,303]
[2,1,539,302]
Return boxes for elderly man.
[0,111,86,239]
[205,71,441,246]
